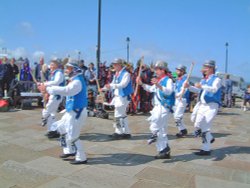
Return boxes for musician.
[184,60,221,155]
[137,61,175,159]
[174,65,190,137]
[38,61,88,164]
[134,62,153,114]
[101,58,133,139]
[40,59,65,138]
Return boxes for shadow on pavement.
[218,112,240,116]
[163,146,250,163]
[89,153,154,166]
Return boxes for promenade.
[0,105,249,188]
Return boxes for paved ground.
[0,103,250,188]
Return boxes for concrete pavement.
[0,104,250,188]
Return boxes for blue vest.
[175,75,190,103]
[114,68,134,97]
[51,69,65,86]
[200,75,221,105]
[157,76,175,109]
[66,75,87,112]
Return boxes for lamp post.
[225,42,229,73]
[96,0,102,76]
[78,51,81,63]
[126,37,130,63]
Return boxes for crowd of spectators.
[1,56,250,112]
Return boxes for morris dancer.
[38,61,88,164]
[174,65,190,137]
[101,58,133,140]
[40,59,65,138]
[137,61,175,159]
[184,60,221,155]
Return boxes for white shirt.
[110,68,131,96]
[189,74,222,104]
[46,75,82,97]
[45,69,64,87]
[142,76,174,106]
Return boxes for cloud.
[0,38,4,46]
[33,51,45,61]
[132,47,194,68]
[11,47,28,58]
[18,21,34,36]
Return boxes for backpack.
[0,99,9,112]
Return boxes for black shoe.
[59,153,76,158]
[154,146,171,159]
[194,150,211,156]
[176,129,188,138]
[122,134,131,139]
[147,134,157,145]
[109,133,123,140]
[193,129,202,137]
[41,118,47,127]
[70,160,88,165]
[210,138,215,143]
[47,131,60,139]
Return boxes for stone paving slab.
[0,144,45,164]
[36,177,83,188]
[36,177,84,188]
[195,175,250,188]
[0,160,56,188]
[67,166,137,188]
[7,136,58,151]
[25,156,88,176]
[135,166,193,187]
[0,176,17,188]
[130,179,179,188]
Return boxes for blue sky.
[0,0,250,82]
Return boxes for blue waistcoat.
[157,76,175,109]
[114,68,134,97]
[200,75,221,105]
[175,75,190,103]
[66,75,87,112]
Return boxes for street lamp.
[96,0,102,75]
[126,37,130,63]
[225,42,229,73]
[78,51,81,63]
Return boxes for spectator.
[0,59,5,97]
[9,58,19,81]
[223,74,233,107]
[85,62,97,95]
[78,60,87,76]
[1,57,12,97]
[20,59,33,91]
[35,57,49,82]
[243,85,250,111]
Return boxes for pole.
[78,51,81,63]
[126,37,130,63]
[225,42,229,73]
[97,0,102,76]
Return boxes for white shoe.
[243,106,247,111]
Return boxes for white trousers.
[42,95,62,131]
[147,105,169,152]
[173,98,187,131]
[111,96,130,134]
[54,109,87,161]
[194,103,218,151]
